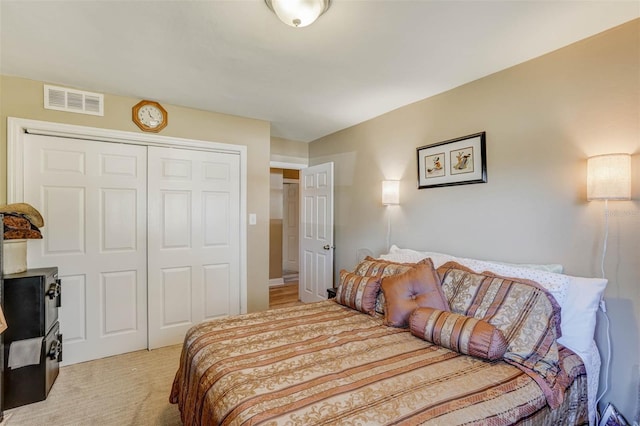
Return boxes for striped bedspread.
[170,301,588,425]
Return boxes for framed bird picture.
[417,132,487,189]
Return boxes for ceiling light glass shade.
[382,180,400,205]
[587,154,631,200]
[265,0,331,28]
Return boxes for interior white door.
[23,134,148,364]
[282,182,299,273]
[299,163,334,303]
[147,146,240,349]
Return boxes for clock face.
[137,105,164,128]
[132,100,168,132]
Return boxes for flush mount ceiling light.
[265,0,331,28]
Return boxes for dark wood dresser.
[0,217,4,421]
[2,267,62,410]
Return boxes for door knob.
[323,244,334,250]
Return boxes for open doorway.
[282,176,299,282]
[269,168,300,308]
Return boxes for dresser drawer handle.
[47,282,61,300]
[48,339,62,361]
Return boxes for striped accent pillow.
[354,256,419,277]
[437,261,566,409]
[409,307,508,360]
[335,270,381,316]
[354,257,426,314]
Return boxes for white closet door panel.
[161,191,192,248]
[42,149,85,174]
[148,146,240,349]
[101,154,138,176]
[203,192,230,246]
[101,188,138,251]
[59,274,86,343]
[204,264,230,319]
[24,134,148,365]
[44,186,85,254]
[101,270,138,335]
[161,267,193,326]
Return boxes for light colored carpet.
[3,344,183,426]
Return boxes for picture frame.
[417,132,487,189]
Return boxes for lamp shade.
[265,0,331,28]
[382,180,400,205]
[587,154,631,201]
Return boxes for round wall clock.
[132,100,168,132]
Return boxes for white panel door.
[148,146,240,349]
[299,163,334,303]
[24,134,148,364]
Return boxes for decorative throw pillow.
[335,270,381,315]
[353,256,424,315]
[409,307,508,361]
[437,261,566,409]
[380,260,449,327]
[354,256,420,277]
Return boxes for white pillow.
[380,246,568,306]
[557,275,607,354]
[379,245,607,356]
[383,245,563,273]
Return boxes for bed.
[171,248,606,425]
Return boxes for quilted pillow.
[437,261,566,409]
[354,256,424,315]
[335,270,381,315]
[380,260,448,327]
[409,307,508,361]
[354,256,420,277]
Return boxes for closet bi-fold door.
[23,134,148,365]
[147,146,241,349]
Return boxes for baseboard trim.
[269,278,285,287]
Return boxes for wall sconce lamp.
[586,150,631,278]
[586,153,631,414]
[382,180,400,206]
[587,153,631,277]
[587,153,631,201]
[265,0,331,28]
[382,180,400,252]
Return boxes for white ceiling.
[1,1,638,142]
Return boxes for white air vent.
[44,84,104,116]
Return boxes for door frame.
[7,117,248,314]
[268,160,306,288]
[282,178,299,274]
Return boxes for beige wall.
[270,136,308,166]
[310,20,640,419]
[0,75,271,313]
